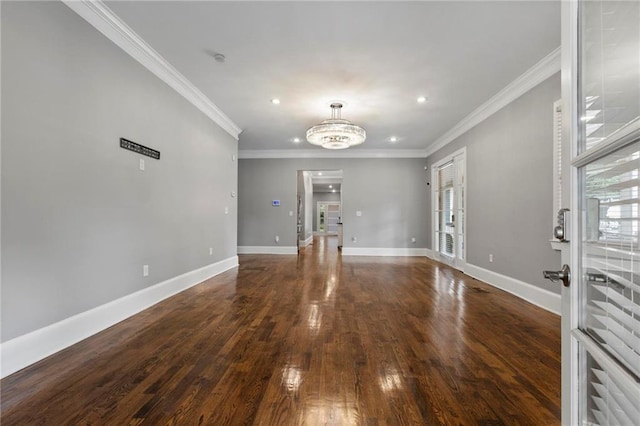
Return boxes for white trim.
[342,247,429,257]
[572,118,640,168]
[424,248,434,259]
[62,0,241,140]
[299,236,313,247]
[237,246,298,255]
[238,149,428,159]
[465,263,561,315]
[561,0,580,422]
[425,47,561,158]
[0,256,239,379]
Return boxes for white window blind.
[586,348,640,426]
[581,140,640,424]
[553,100,563,227]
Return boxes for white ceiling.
[310,170,343,192]
[105,1,560,153]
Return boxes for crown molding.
[62,0,242,140]
[424,46,561,158]
[238,148,428,159]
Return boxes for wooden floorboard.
[1,236,561,425]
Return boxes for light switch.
[143,265,149,276]
[232,154,236,161]
[139,159,145,171]
[225,207,229,214]
[231,191,236,197]
[356,211,362,217]
[289,211,293,216]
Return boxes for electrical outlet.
[411,237,416,243]
[275,235,280,243]
[143,264,149,276]
[489,254,494,263]
[356,211,362,217]
[224,207,229,214]
[289,211,293,217]
[352,236,357,242]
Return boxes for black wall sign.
[120,138,160,160]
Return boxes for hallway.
[1,237,560,424]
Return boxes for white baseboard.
[342,247,430,257]
[465,263,561,315]
[424,248,434,259]
[237,246,298,255]
[0,256,239,379]
[299,236,313,247]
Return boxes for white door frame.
[431,147,467,271]
[560,1,579,423]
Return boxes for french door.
[432,148,466,271]
[563,1,640,423]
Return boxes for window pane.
[581,140,640,378]
[582,349,640,425]
[580,1,640,151]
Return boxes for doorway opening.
[296,170,343,251]
[432,148,466,271]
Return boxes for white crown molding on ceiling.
[62,0,242,140]
[241,46,560,160]
[424,46,561,158]
[238,149,428,159]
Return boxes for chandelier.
[306,103,366,150]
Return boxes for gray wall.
[312,191,341,232]
[238,159,429,248]
[1,1,238,342]
[426,73,561,294]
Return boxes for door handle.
[543,264,571,287]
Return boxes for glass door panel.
[433,150,466,271]
[436,162,455,258]
[580,1,640,151]
[577,4,640,422]
[326,203,341,234]
[579,139,640,423]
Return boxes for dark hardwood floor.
[1,236,561,425]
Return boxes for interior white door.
[433,148,466,271]
[317,202,340,234]
[563,1,640,423]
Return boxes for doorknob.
[543,264,571,287]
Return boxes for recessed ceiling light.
[417,96,428,103]
[389,136,398,143]
[213,53,226,63]
[332,189,336,193]
[271,98,281,105]
[318,172,323,176]
[293,137,300,143]
[329,185,333,188]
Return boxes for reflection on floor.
[1,235,561,424]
